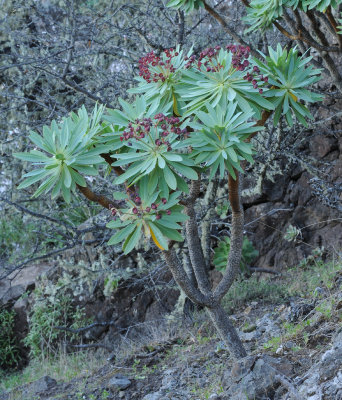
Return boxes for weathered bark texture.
[214,174,244,302]
[163,249,210,307]
[206,303,247,359]
[164,173,247,360]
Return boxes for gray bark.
[163,249,210,307]
[214,174,244,302]
[207,303,247,359]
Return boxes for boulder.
[298,329,342,399]
[108,375,131,390]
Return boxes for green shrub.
[223,276,289,312]
[0,214,36,262]
[0,309,20,369]
[213,236,259,272]
[24,292,90,359]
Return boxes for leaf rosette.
[166,0,204,13]
[177,47,274,119]
[101,96,163,151]
[186,100,263,179]
[253,45,323,126]
[14,105,107,202]
[129,45,191,114]
[109,112,197,198]
[244,0,342,32]
[106,190,188,253]
[244,0,285,33]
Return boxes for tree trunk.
[206,303,247,359]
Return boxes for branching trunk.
[214,173,244,302]
[206,303,247,359]
[201,178,219,272]
[163,172,247,360]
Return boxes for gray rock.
[255,314,281,340]
[287,301,315,322]
[28,376,57,395]
[299,329,342,398]
[238,328,261,342]
[0,284,25,306]
[108,375,131,390]
[142,393,163,400]
[223,356,292,399]
[161,375,178,390]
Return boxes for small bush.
[0,309,20,369]
[24,292,90,359]
[213,236,259,272]
[223,276,289,312]
[0,214,36,263]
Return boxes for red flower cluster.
[185,46,223,72]
[153,113,187,151]
[120,118,152,144]
[243,67,269,93]
[131,199,172,219]
[226,44,251,71]
[139,49,178,83]
[120,113,187,153]
[108,196,172,221]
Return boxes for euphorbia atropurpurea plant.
[15,43,322,359]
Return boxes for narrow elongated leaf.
[64,166,72,188]
[106,219,131,229]
[123,224,142,254]
[163,164,177,190]
[108,223,136,245]
[149,222,169,250]
[69,168,86,187]
[14,151,49,163]
[33,174,59,197]
[17,170,51,189]
[154,223,183,241]
[168,161,198,180]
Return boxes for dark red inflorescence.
[139,48,178,83]
[120,114,187,152]
[185,46,223,71]
[184,44,268,91]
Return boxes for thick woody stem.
[248,110,273,142]
[326,6,342,48]
[100,153,124,177]
[100,153,135,196]
[214,172,244,302]
[183,177,211,294]
[273,21,300,40]
[282,9,326,71]
[201,178,219,272]
[206,303,247,359]
[306,10,342,94]
[239,0,338,51]
[76,184,117,210]
[163,249,211,307]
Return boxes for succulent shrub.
[15,44,321,252]
[213,237,259,272]
[243,0,342,31]
[14,42,322,359]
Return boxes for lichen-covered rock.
[298,329,342,399]
[221,356,293,400]
[108,375,131,390]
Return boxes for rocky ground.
[1,260,341,400]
